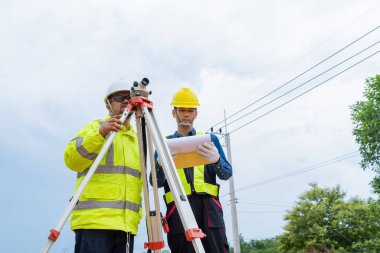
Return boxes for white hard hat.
[105,79,131,101]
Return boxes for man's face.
[107,91,131,115]
[172,107,197,128]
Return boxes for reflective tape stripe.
[105,143,114,165]
[71,121,104,161]
[164,183,191,204]
[74,200,141,213]
[194,182,218,196]
[77,165,141,178]
[74,137,99,160]
[164,183,218,204]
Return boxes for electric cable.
[228,49,380,134]
[220,151,360,198]
[215,40,379,134]
[208,25,380,133]
[235,152,359,192]
[237,201,292,207]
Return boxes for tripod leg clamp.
[48,229,60,241]
[144,241,165,250]
[185,228,206,241]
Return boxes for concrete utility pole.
[224,110,240,253]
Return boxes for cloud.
[1,0,379,252]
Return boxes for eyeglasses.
[109,95,131,103]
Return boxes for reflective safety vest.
[64,117,143,234]
[164,132,219,204]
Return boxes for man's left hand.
[196,142,220,163]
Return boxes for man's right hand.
[99,116,122,137]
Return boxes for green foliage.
[237,234,279,253]
[350,74,380,192]
[277,183,380,252]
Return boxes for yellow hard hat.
[171,87,200,108]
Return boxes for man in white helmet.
[153,87,232,253]
[64,79,143,253]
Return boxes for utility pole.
[224,110,240,253]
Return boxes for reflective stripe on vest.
[75,137,141,179]
[74,136,98,160]
[164,132,219,204]
[74,200,141,213]
[72,120,104,160]
[77,165,141,178]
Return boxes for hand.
[99,116,122,137]
[196,142,220,163]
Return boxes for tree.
[336,197,380,252]
[350,74,380,193]
[277,183,380,253]
[234,234,279,253]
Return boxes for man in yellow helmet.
[155,87,232,253]
[64,79,143,253]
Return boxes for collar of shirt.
[173,128,196,138]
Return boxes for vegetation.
[277,183,380,252]
[235,184,380,252]
[351,74,380,193]
[230,235,279,253]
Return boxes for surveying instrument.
[41,78,206,253]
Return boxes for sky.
[0,0,379,252]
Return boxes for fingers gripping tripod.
[41,79,206,253]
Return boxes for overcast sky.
[1,0,379,252]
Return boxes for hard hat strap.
[105,98,115,116]
[175,108,193,128]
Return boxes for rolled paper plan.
[166,134,212,168]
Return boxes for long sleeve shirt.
[154,128,232,188]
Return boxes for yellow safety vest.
[164,132,219,204]
[64,117,143,234]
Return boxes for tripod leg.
[136,115,154,248]
[136,109,164,253]
[147,126,163,239]
[142,107,206,253]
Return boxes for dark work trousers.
[74,229,134,253]
[165,194,230,253]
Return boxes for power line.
[235,152,359,192]
[238,211,285,214]
[220,40,380,132]
[208,25,380,133]
[228,49,380,134]
[221,151,360,197]
[237,201,292,207]
[236,205,377,215]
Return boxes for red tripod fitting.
[185,228,206,241]
[48,229,60,241]
[128,97,154,111]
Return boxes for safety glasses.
[109,95,131,103]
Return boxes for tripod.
[41,78,206,253]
